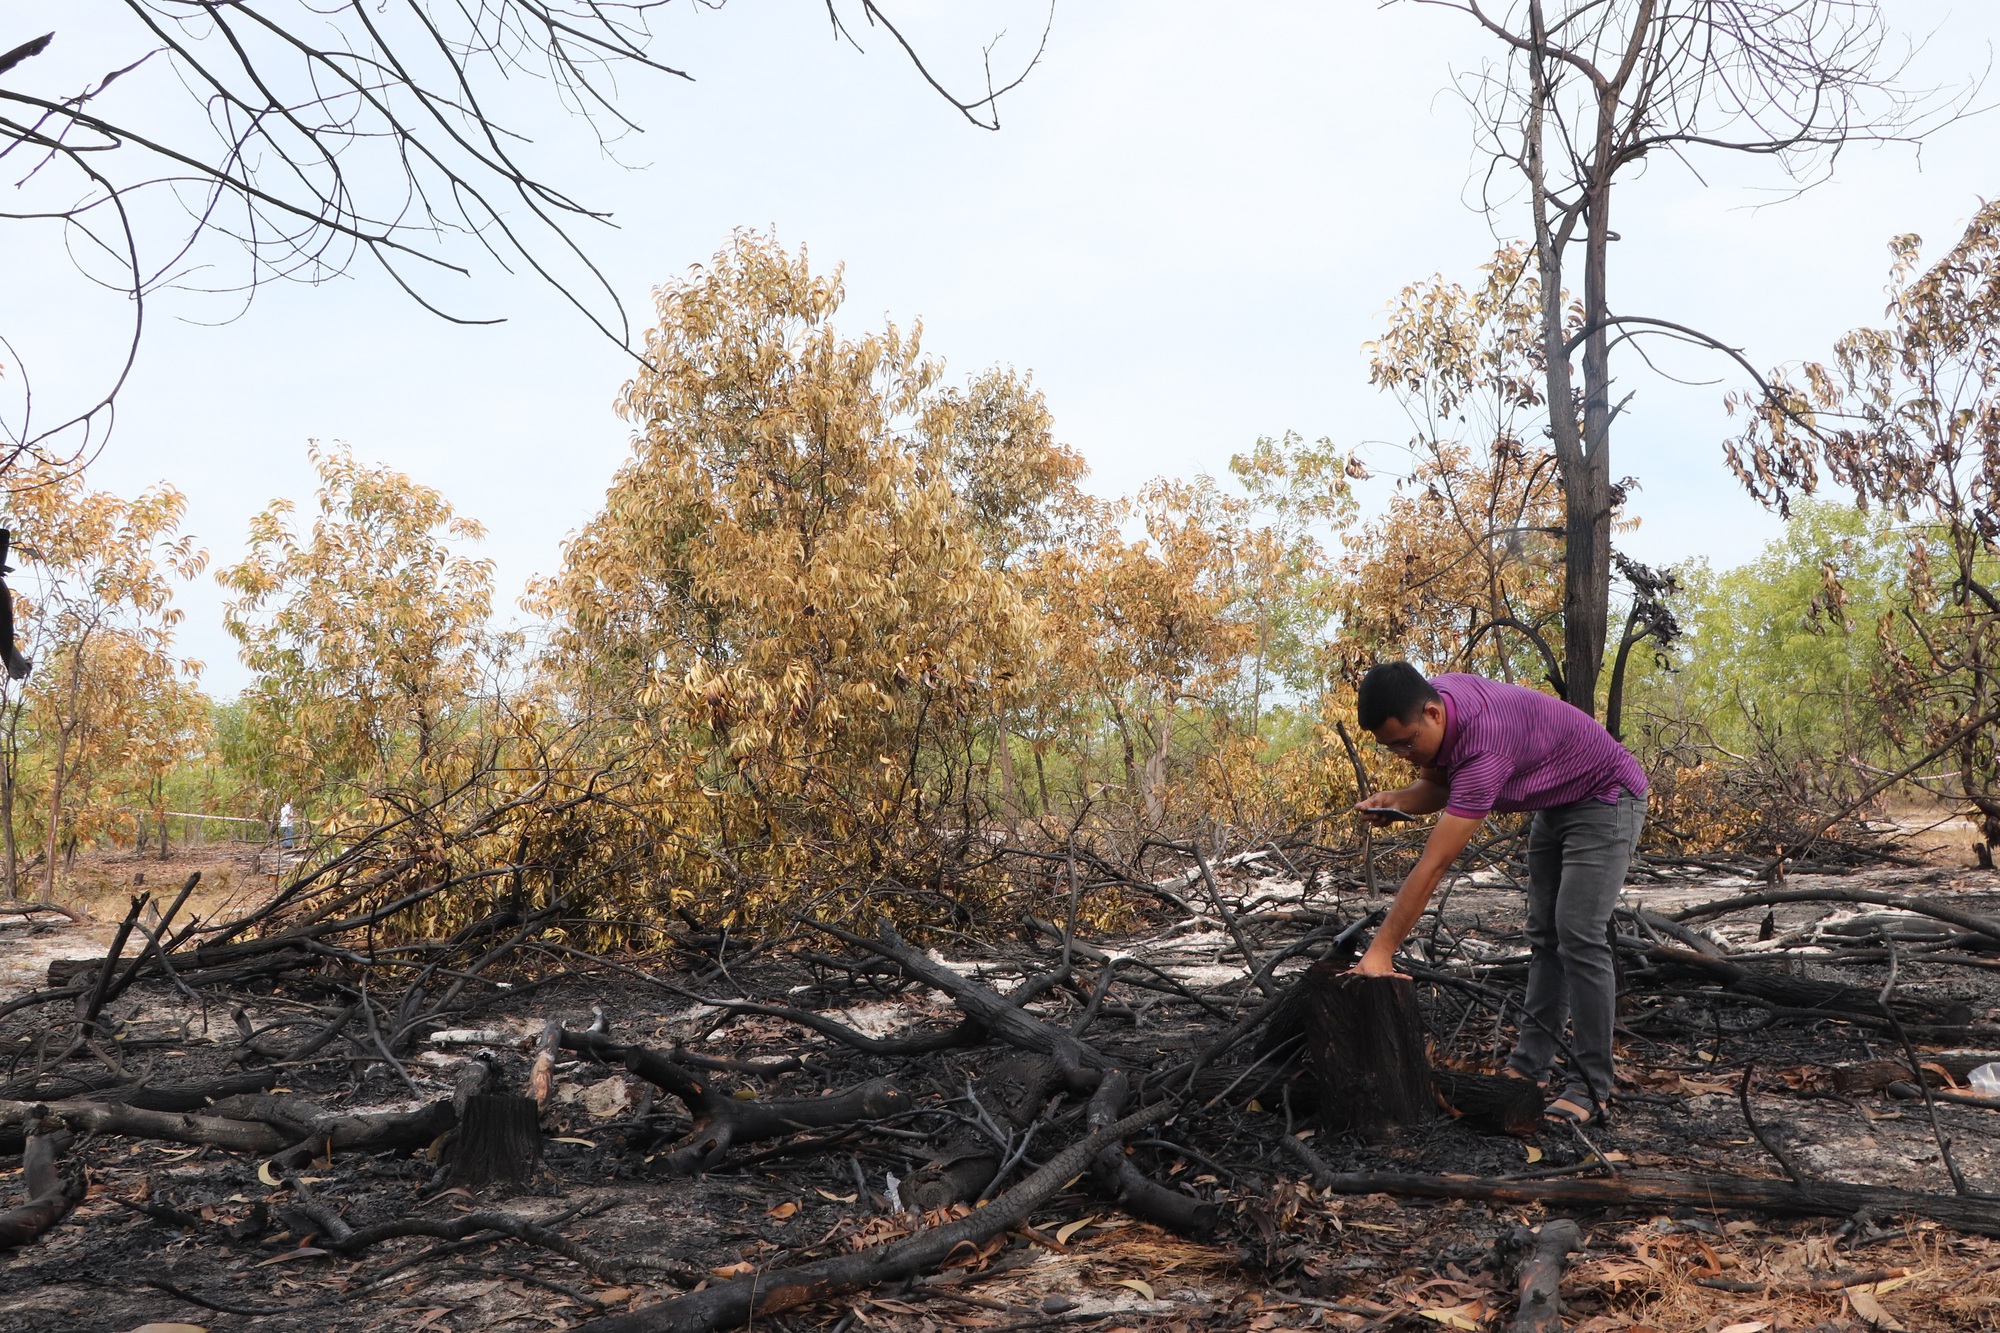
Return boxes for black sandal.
[1543,1093,1605,1127]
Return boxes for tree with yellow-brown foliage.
[535,234,1078,925]
[1338,245,1568,691]
[0,467,205,903]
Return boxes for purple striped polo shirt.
[1430,673,1648,819]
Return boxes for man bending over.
[1349,662,1649,1127]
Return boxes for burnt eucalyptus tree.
[1412,0,1943,716]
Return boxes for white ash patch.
[831,996,956,1039]
[1233,877,1312,905]
[0,917,115,994]
[1154,962,1251,987]
[1135,928,1232,956]
[558,1075,637,1119]
[923,948,980,976]
[415,1049,474,1068]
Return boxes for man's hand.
[1347,944,1411,981]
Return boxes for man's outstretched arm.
[1350,812,1483,978]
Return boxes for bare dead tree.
[1409,0,1971,716]
[0,2,1047,475]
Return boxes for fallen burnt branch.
[562,1028,910,1172]
[574,1100,1170,1333]
[0,1087,460,1169]
[0,1066,281,1109]
[0,1117,81,1250]
[1087,1070,1215,1235]
[0,1098,290,1155]
[1672,886,2000,948]
[1507,1219,1582,1333]
[808,919,1111,1087]
[687,998,982,1057]
[326,1203,698,1286]
[1292,1168,2000,1238]
[902,1055,1055,1210]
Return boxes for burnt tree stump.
[1302,964,1436,1140]
[443,1093,543,1190]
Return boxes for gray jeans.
[1506,791,1647,1106]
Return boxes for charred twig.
[357,979,423,1099]
[80,894,148,1032]
[1738,1063,1807,1186]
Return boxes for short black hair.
[1356,661,1440,731]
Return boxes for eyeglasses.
[1377,735,1419,755]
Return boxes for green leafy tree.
[1728,203,2000,843]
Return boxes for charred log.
[1432,1070,1544,1137]
[1292,1168,2000,1239]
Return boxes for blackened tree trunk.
[1449,0,1926,718]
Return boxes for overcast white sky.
[15,2,2000,695]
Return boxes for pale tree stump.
[1302,964,1436,1140]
